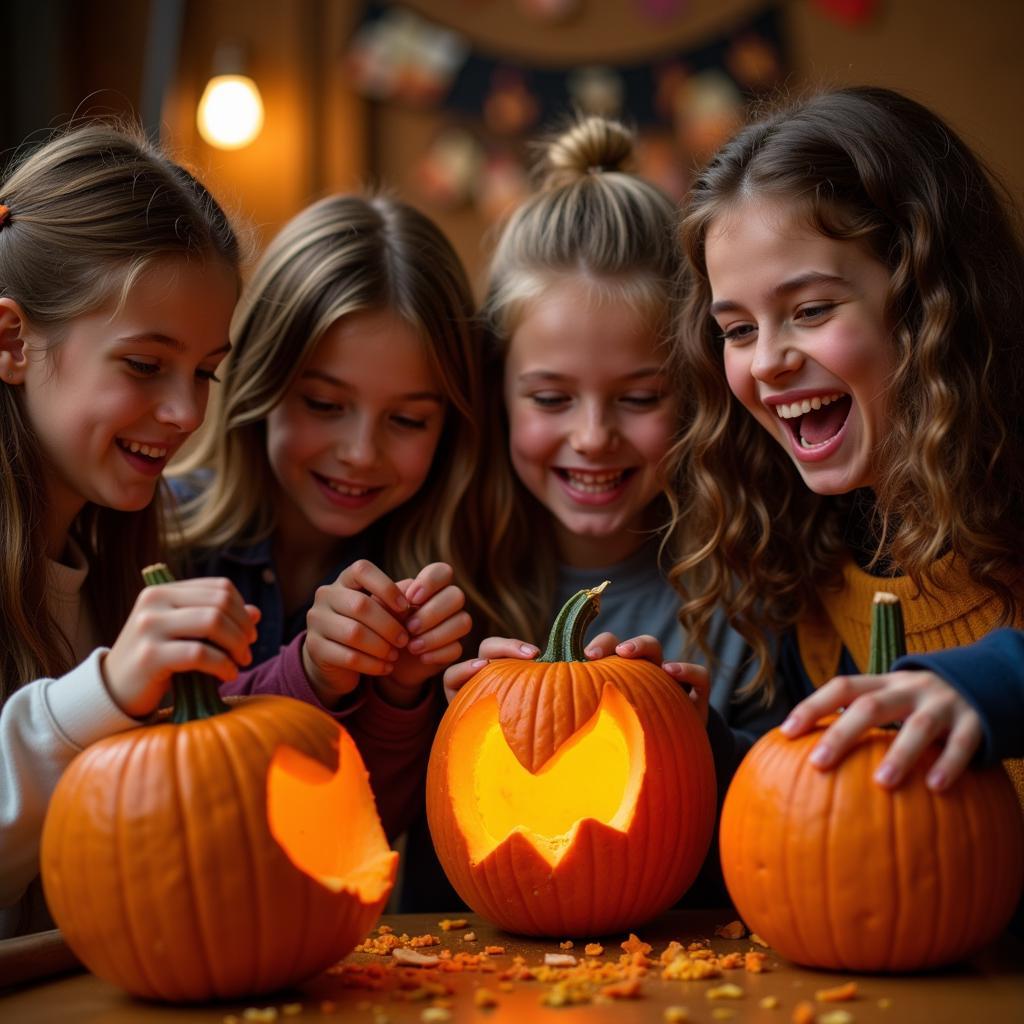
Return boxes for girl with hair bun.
[434,116,783,909]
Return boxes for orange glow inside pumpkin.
[449,683,645,866]
[267,732,397,900]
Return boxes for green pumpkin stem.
[867,591,907,675]
[141,563,231,724]
[537,581,610,663]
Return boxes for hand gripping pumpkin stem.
[141,562,231,723]
[537,580,610,663]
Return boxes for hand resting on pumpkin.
[779,669,984,791]
[102,577,261,719]
[302,558,471,710]
[443,631,710,722]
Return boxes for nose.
[154,377,203,434]
[336,415,378,468]
[749,325,803,384]
[569,401,617,456]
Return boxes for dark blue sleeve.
[892,628,1024,763]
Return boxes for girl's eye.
[196,368,221,383]
[125,358,159,376]
[621,393,661,408]
[796,303,836,322]
[392,414,428,431]
[302,396,343,413]
[529,392,570,408]
[719,323,756,344]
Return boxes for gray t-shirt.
[552,540,760,724]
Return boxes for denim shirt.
[168,475,377,666]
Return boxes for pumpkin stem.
[141,563,231,723]
[867,591,907,675]
[537,581,610,663]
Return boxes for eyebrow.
[300,368,444,402]
[119,333,231,358]
[517,366,665,383]
[709,272,850,316]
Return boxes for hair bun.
[541,116,636,189]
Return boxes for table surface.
[1,910,1021,1023]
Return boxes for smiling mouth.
[556,468,635,494]
[116,439,169,461]
[313,472,382,498]
[775,393,852,449]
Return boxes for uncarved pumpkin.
[720,592,1024,971]
[427,582,716,937]
[40,565,397,1002]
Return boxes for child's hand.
[443,636,540,702]
[381,562,472,705]
[302,559,411,708]
[583,632,711,723]
[103,578,260,719]
[779,669,984,790]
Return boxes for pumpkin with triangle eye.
[426,582,716,937]
[40,565,398,1002]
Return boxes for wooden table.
[1,910,1021,1022]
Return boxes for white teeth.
[324,480,372,497]
[774,393,844,419]
[124,441,168,458]
[564,469,626,493]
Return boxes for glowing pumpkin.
[427,582,716,937]
[720,592,1024,971]
[40,565,397,1002]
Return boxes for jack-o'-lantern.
[40,565,397,1002]
[720,592,1024,971]
[427,582,716,937]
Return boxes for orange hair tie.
[0,204,10,227]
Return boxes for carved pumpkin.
[720,593,1024,971]
[427,582,716,937]
[40,565,397,1002]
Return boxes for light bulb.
[196,74,264,150]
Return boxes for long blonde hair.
[172,194,505,635]
[0,121,239,700]
[480,116,683,643]
[667,86,1024,696]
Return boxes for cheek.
[722,348,753,406]
[507,409,556,464]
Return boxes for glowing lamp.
[427,582,716,937]
[196,48,264,150]
[40,565,396,1002]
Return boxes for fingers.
[613,634,664,662]
[303,624,393,678]
[923,712,983,791]
[477,636,539,660]
[663,661,710,694]
[779,674,881,738]
[404,562,455,607]
[310,581,409,656]
[443,657,488,697]
[584,632,620,659]
[404,584,467,652]
[337,559,409,615]
[803,681,909,771]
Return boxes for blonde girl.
[0,122,249,937]
[670,86,1024,798]
[171,194,497,839]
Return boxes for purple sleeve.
[222,633,442,840]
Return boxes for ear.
[0,298,30,384]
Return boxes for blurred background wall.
[4,0,1022,293]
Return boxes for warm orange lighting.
[196,74,264,150]
[448,684,645,866]
[267,729,397,900]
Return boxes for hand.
[779,669,984,791]
[302,559,411,708]
[381,562,472,705]
[584,632,711,724]
[443,635,539,702]
[102,578,260,719]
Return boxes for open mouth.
[555,467,635,494]
[775,393,852,450]
[116,439,169,462]
[312,472,383,498]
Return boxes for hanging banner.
[346,2,787,136]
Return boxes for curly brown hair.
[667,86,1024,698]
